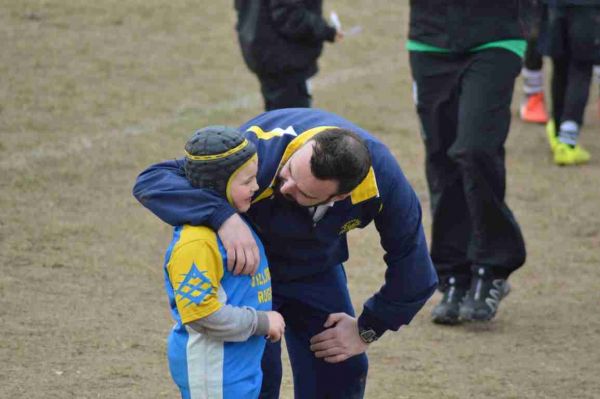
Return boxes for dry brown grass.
[1,1,599,398]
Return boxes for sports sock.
[558,120,579,147]
[522,68,544,95]
[593,65,600,84]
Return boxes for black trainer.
[459,266,510,322]
[431,277,467,325]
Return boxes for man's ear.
[331,192,351,203]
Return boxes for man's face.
[275,141,349,207]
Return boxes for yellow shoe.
[546,119,558,151]
[553,142,591,166]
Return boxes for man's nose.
[279,179,295,195]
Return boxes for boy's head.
[184,126,259,212]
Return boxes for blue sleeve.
[132,159,236,229]
[358,146,438,335]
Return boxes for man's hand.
[217,214,259,275]
[309,313,369,363]
[266,311,286,342]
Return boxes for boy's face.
[229,158,259,213]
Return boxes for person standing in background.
[520,0,550,124]
[234,0,343,111]
[407,0,527,325]
[539,0,600,166]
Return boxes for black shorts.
[538,5,600,62]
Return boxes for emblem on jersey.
[339,218,361,234]
[175,263,214,306]
[247,125,298,140]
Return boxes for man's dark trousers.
[259,264,368,399]
[410,49,527,286]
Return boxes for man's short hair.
[310,128,372,195]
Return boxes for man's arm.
[133,159,236,228]
[358,145,438,336]
[360,175,437,334]
[268,0,337,43]
[133,159,259,274]
[310,144,438,362]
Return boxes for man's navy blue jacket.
[133,108,438,336]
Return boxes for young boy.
[154,126,285,398]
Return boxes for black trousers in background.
[523,0,544,71]
[551,56,594,126]
[257,71,312,111]
[539,5,600,126]
[524,36,543,71]
[410,49,527,288]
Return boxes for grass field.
[1,1,600,398]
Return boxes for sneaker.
[553,142,591,166]
[459,267,510,322]
[546,119,558,151]
[431,277,467,325]
[520,93,549,124]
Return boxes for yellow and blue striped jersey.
[163,224,271,399]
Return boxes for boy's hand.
[218,214,260,275]
[266,311,285,342]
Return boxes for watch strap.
[357,310,388,340]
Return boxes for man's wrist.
[358,327,378,344]
[209,203,237,230]
[357,311,388,343]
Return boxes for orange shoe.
[520,92,549,124]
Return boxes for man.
[234,0,342,110]
[133,108,437,398]
[407,0,527,324]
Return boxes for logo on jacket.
[247,125,298,140]
[339,218,361,235]
[175,263,214,306]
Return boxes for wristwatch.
[358,326,379,344]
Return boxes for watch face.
[359,328,378,343]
